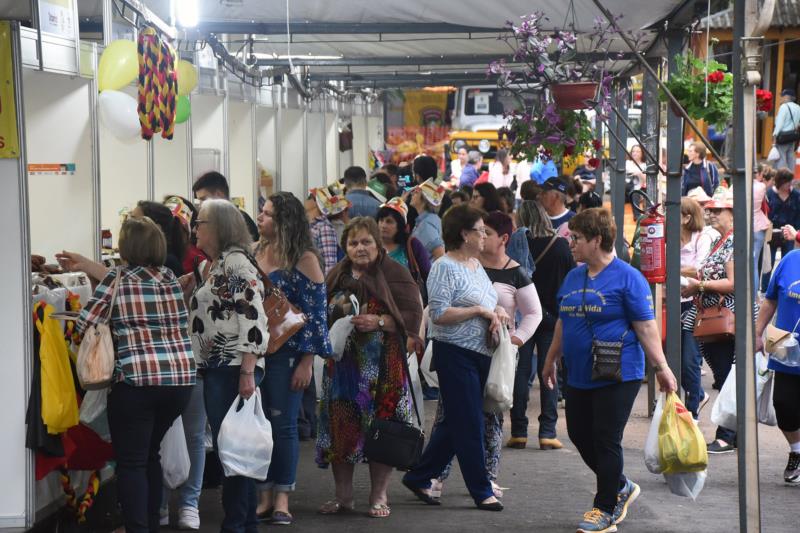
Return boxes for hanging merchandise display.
[98,90,141,141]
[137,26,178,140]
[97,39,138,92]
[36,304,79,434]
[177,59,198,96]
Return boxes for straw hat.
[704,185,734,209]
[379,197,409,223]
[417,178,445,207]
[686,186,712,204]
[311,185,350,216]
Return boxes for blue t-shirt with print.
[765,249,800,375]
[557,258,654,389]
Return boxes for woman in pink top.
[488,149,515,189]
[753,163,774,292]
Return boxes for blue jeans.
[753,229,766,294]
[258,347,303,493]
[204,366,264,533]
[702,340,737,445]
[403,341,493,504]
[510,328,558,439]
[680,302,704,419]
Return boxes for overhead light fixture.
[250,53,344,61]
[175,0,199,28]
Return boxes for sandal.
[368,503,391,518]
[317,500,355,515]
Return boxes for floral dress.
[316,286,412,466]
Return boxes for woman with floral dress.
[317,217,424,519]
[253,192,332,525]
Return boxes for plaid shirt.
[77,266,196,387]
[310,216,341,275]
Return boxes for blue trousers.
[403,341,493,504]
[204,366,264,533]
[510,327,559,438]
[258,347,303,492]
[680,302,705,418]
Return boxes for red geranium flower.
[588,157,601,168]
[706,70,725,83]
[564,145,575,157]
[592,139,603,151]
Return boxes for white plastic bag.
[664,470,707,500]
[768,145,781,162]
[314,355,325,398]
[329,296,359,362]
[710,364,737,430]
[644,392,665,474]
[756,352,777,426]
[161,416,190,489]
[79,389,108,424]
[420,341,439,388]
[483,327,517,413]
[407,352,425,428]
[217,389,273,479]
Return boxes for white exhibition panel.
[191,94,225,179]
[153,122,190,201]
[227,101,256,216]
[99,86,147,248]
[325,113,338,183]
[367,115,384,155]
[306,112,325,189]
[24,71,94,262]
[351,114,368,171]
[279,109,305,200]
[255,106,277,199]
[0,159,28,527]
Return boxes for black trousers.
[774,371,800,432]
[565,380,640,514]
[107,383,192,533]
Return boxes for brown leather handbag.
[693,299,735,343]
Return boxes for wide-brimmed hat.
[311,185,350,216]
[686,186,712,204]
[704,185,734,209]
[416,178,445,207]
[379,197,409,223]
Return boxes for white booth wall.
[367,115,384,156]
[153,122,190,201]
[24,71,95,262]
[351,114,368,171]
[99,86,147,248]
[279,109,305,200]
[191,94,225,179]
[256,106,277,200]
[227,101,255,216]
[325,113,338,182]
[306,112,325,189]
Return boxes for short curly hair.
[567,207,616,253]
[341,216,382,253]
[442,204,485,251]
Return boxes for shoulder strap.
[406,238,421,277]
[401,341,423,428]
[502,256,513,269]
[103,267,122,324]
[534,235,559,264]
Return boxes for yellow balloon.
[177,60,198,96]
[98,40,138,92]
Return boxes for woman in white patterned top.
[402,204,509,512]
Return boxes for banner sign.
[0,21,19,159]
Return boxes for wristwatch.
[378,316,386,330]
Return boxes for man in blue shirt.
[773,89,800,171]
[344,166,381,218]
[459,151,482,187]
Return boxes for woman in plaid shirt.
[76,217,196,533]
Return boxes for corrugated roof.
[703,0,800,29]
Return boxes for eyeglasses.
[467,227,487,235]
[569,234,585,243]
[707,208,723,215]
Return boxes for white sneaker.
[159,506,169,526]
[177,506,200,530]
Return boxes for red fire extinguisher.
[638,205,666,283]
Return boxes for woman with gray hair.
[506,201,575,450]
[189,199,269,532]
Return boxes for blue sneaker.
[577,508,617,533]
[612,478,640,524]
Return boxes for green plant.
[661,50,733,128]
[499,103,596,162]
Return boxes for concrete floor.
[167,367,798,533]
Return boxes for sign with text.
[39,0,75,38]
[0,21,19,159]
[28,163,76,175]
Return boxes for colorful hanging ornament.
[59,468,100,523]
[137,26,178,140]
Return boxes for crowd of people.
[52,122,800,531]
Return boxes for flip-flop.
[401,479,441,506]
[368,503,391,518]
[317,500,355,515]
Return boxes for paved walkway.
[170,368,797,533]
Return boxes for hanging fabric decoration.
[137,26,178,140]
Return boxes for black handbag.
[776,106,800,144]
[363,345,424,470]
[582,271,625,382]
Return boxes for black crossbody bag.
[776,106,800,144]
[582,270,626,382]
[363,339,424,470]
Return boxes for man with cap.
[410,178,446,260]
[773,88,800,171]
[540,177,576,237]
[305,186,349,275]
[459,151,483,187]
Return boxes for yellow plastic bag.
[37,305,79,434]
[658,392,708,475]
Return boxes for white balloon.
[98,90,141,141]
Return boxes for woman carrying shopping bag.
[188,199,269,533]
[542,208,677,533]
[75,217,196,533]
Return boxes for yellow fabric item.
[658,392,708,475]
[36,304,79,434]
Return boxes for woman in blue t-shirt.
[755,249,800,486]
[542,208,677,533]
